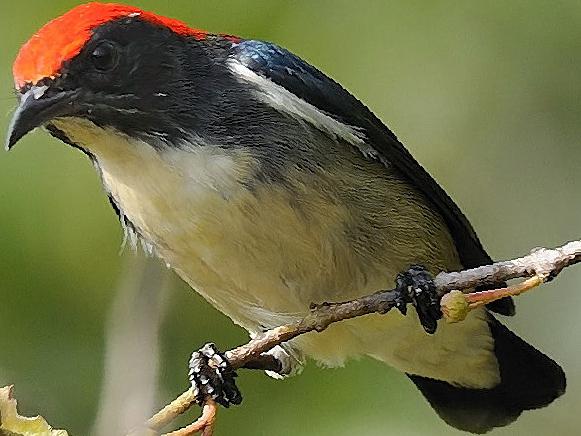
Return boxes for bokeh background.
[1,1,580,435]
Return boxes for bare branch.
[434,240,581,292]
[140,239,581,435]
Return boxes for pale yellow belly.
[102,158,498,389]
[54,118,499,388]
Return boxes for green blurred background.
[1,1,580,435]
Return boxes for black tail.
[408,316,566,434]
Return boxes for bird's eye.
[90,42,119,72]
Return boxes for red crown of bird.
[12,2,237,89]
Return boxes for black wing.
[232,40,513,315]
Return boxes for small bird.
[7,3,565,433]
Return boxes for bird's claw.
[395,265,442,334]
[188,343,242,407]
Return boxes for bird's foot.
[189,343,242,407]
[394,265,442,334]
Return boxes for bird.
[6,3,565,433]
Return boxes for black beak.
[6,86,80,151]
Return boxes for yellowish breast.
[51,118,499,389]
[52,119,365,327]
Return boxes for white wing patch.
[228,60,378,159]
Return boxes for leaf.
[0,386,69,436]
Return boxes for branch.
[139,239,581,435]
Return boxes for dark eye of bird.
[90,42,119,72]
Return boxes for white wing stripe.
[229,60,378,158]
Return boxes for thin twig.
[141,239,581,435]
[161,399,217,436]
[146,390,198,432]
